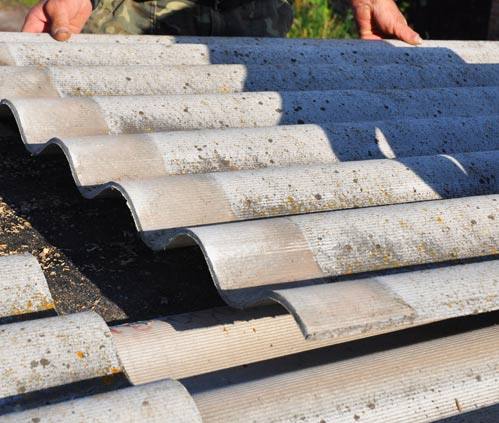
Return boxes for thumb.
[45,1,71,41]
[392,21,423,46]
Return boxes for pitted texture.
[0,254,54,319]
[2,380,202,423]
[0,312,120,398]
[1,33,499,422]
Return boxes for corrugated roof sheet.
[1,32,499,421]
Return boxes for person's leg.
[83,0,293,36]
[215,0,294,37]
[83,0,211,35]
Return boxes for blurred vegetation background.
[287,0,357,38]
[287,0,493,40]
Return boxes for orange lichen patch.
[76,351,85,359]
[111,367,120,374]
[26,300,33,309]
[436,217,443,222]
[492,250,499,255]
[40,299,55,310]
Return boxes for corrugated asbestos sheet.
[1,32,499,421]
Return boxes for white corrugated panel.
[1,32,499,420]
[190,324,499,422]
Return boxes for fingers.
[352,0,423,45]
[22,0,92,41]
[44,0,72,41]
[392,21,423,45]
[354,2,376,39]
[22,2,49,33]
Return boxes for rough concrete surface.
[0,120,223,323]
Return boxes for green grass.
[288,0,358,39]
[17,0,37,6]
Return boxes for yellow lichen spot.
[77,351,85,359]
[436,217,443,222]
[220,86,230,93]
[418,245,425,252]
[492,250,499,255]
[43,302,55,310]
[230,165,239,171]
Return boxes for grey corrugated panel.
[0,254,54,318]
[273,259,499,340]
[97,150,499,234]
[0,312,121,398]
[2,63,499,98]
[111,258,499,382]
[190,325,499,423]
[168,194,499,305]
[3,87,498,151]
[1,42,498,67]
[111,306,334,384]
[0,34,497,420]
[46,115,499,190]
[2,380,202,423]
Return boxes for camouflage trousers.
[83,0,294,37]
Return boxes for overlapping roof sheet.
[0,32,498,421]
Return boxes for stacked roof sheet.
[0,32,499,421]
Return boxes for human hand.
[22,0,92,41]
[351,0,423,45]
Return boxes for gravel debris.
[0,119,224,323]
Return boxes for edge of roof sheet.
[1,32,498,48]
[2,380,203,423]
[0,253,55,319]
